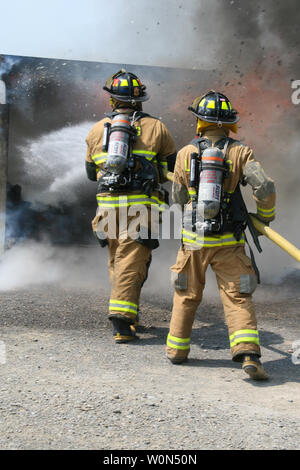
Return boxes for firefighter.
[85,70,176,343]
[166,91,276,380]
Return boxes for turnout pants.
[108,236,151,323]
[166,244,261,361]
[93,206,153,324]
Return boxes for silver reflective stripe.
[92,153,108,164]
[230,329,260,347]
[132,150,157,161]
[167,334,191,350]
[168,338,190,347]
[97,197,152,204]
[182,231,245,247]
[109,302,138,315]
[233,333,258,340]
[96,195,165,208]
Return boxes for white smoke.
[0,240,109,291]
[3,119,300,296]
[16,122,94,207]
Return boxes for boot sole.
[114,334,137,344]
[243,363,269,381]
[166,354,188,365]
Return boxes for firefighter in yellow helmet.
[166,91,276,380]
[85,70,176,343]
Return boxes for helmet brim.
[190,110,239,124]
[103,86,149,102]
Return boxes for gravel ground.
[0,275,300,451]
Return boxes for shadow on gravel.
[179,357,238,369]
[137,325,287,350]
[136,324,231,348]
[137,325,300,386]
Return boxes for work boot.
[242,354,269,381]
[109,317,137,344]
[134,311,140,328]
[166,353,188,365]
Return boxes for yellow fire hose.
[165,171,300,264]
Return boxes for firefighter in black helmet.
[103,70,149,105]
[85,69,176,343]
[166,90,276,381]
[188,90,239,125]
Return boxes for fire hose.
[165,171,300,264]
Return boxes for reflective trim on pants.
[229,329,260,348]
[109,299,139,316]
[167,334,190,350]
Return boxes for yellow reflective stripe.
[132,150,157,156]
[93,151,157,163]
[221,101,228,110]
[110,299,138,308]
[257,206,275,218]
[188,189,197,196]
[96,194,166,210]
[257,206,275,213]
[132,150,157,161]
[97,194,165,203]
[182,230,245,247]
[132,79,139,87]
[109,307,137,314]
[182,238,245,247]
[185,159,190,172]
[92,153,108,164]
[167,334,190,350]
[120,79,129,86]
[226,160,233,173]
[257,213,275,219]
[160,161,168,167]
[109,299,138,315]
[206,100,215,109]
[229,329,260,348]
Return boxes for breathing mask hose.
[190,152,199,232]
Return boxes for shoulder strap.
[190,137,212,154]
[104,111,119,119]
[214,136,236,149]
[131,111,152,120]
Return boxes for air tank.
[197,147,225,219]
[104,114,132,175]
